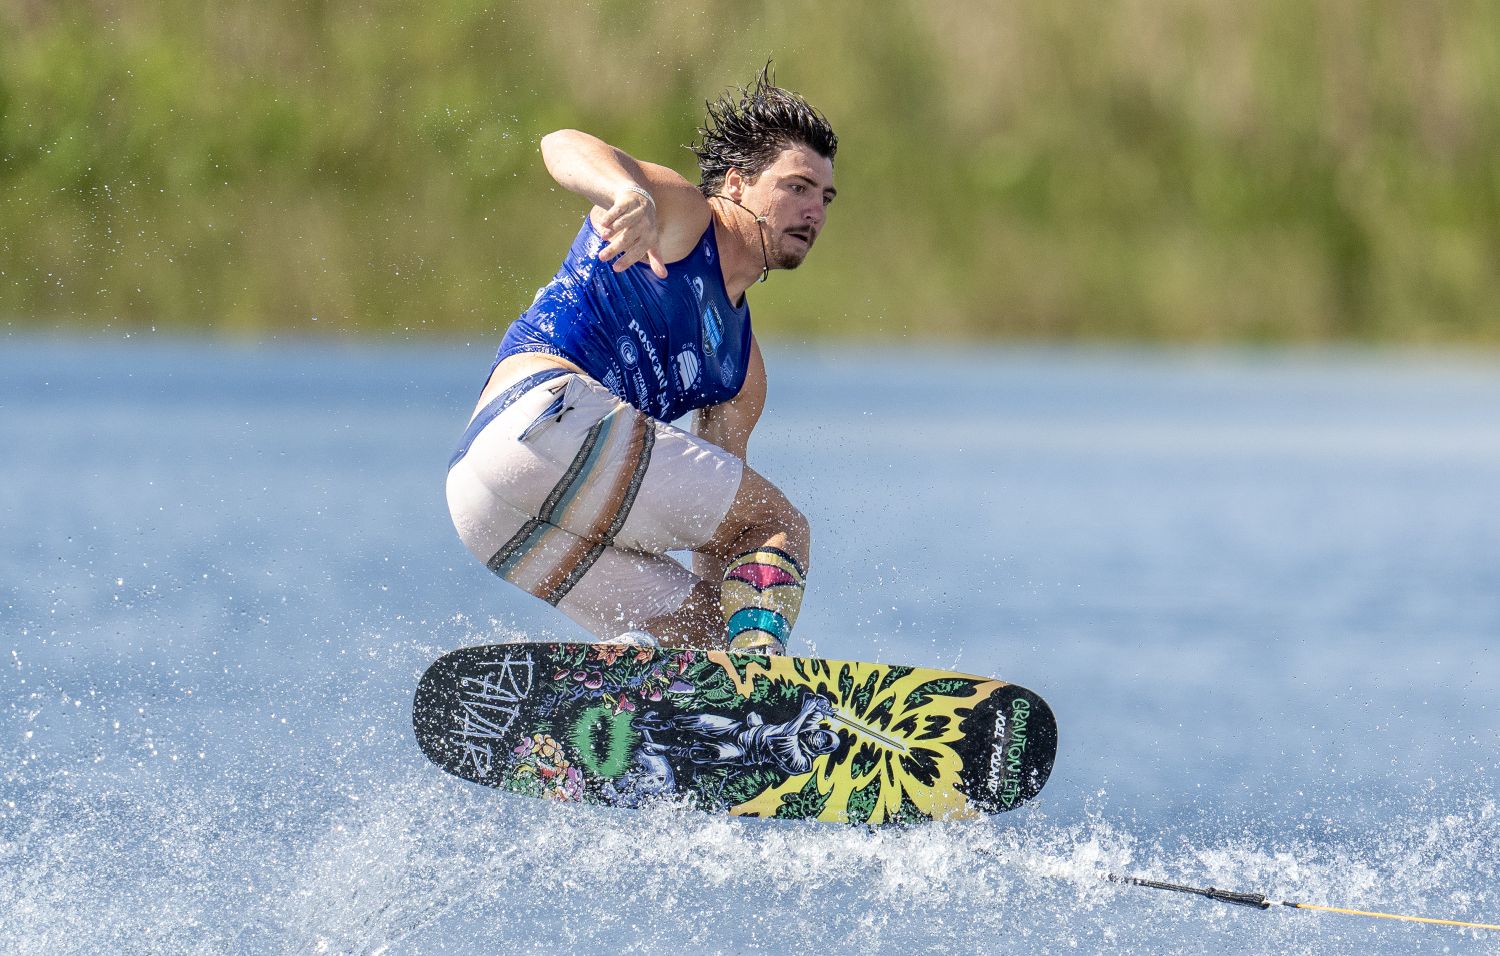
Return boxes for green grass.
[3,0,1498,343]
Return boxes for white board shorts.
[446,369,743,637]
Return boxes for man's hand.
[597,185,669,279]
[540,130,710,271]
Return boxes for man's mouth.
[786,229,813,248]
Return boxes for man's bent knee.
[708,466,809,560]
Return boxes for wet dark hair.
[691,64,838,197]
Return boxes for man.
[446,68,837,654]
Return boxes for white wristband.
[621,184,655,208]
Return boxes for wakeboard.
[413,642,1056,825]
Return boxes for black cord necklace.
[711,194,770,283]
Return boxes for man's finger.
[597,203,631,234]
[600,229,647,261]
[610,238,648,272]
[647,248,668,279]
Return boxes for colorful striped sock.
[721,548,805,655]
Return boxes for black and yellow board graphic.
[413,643,1056,824]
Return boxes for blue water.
[4,333,1498,954]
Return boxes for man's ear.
[723,167,748,202]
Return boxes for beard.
[768,230,814,270]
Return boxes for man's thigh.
[518,375,745,555]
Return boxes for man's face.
[736,144,836,271]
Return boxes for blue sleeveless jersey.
[496,217,752,422]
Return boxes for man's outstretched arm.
[539,129,710,276]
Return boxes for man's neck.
[710,201,769,304]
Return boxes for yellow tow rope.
[1284,901,1500,932]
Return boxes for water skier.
[447,68,837,654]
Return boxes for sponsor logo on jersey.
[625,317,669,396]
[601,370,622,395]
[617,336,638,368]
[701,304,724,356]
[675,349,701,391]
[691,276,705,302]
